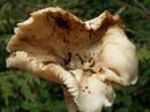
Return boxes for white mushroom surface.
[6,7,138,112]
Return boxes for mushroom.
[6,7,138,112]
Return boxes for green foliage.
[137,48,150,60]
[0,0,150,112]
[0,35,10,71]
[0,70,66,112]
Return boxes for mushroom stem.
[63,87,79,112]
[6,51,79,101]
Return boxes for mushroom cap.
[6,7,138,112]
[75,71,115,112]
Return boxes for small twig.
[134,0,149,13]
[115,6,127,15]
[125,28,137,35]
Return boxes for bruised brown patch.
[88,58,95,67]
[98,67,105,74]
[20,36,34,46]
[82,89,85,92]
[88,91,91,94]
[85,86,88,89]
[83,68,96,74]
[55,16,70,29]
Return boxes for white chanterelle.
[6,7,138,112]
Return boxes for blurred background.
[0,0,150,112]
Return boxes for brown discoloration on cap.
[83,68,96,74]
[98,67,105,74]
[55,16,70,29]
[88,58,95,67]
[88,91,91,94]
[85,86,88,89]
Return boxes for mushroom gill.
[6,7,138,112]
